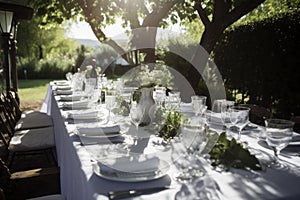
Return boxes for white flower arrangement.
[134,64,174,88]
[84,65,101,78]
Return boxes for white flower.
[133,64,174,88]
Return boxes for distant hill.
[72,38,128,49]
[73,38,101,48]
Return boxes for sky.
[66,18,127,40]
[66,18,183,41]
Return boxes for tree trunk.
[131,26,158,66]
[186,26,224,94]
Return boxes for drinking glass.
[191,96,207,116]
[212,99,225,113]
[167,91,181,111]
[173,119,206,182]
[130,102,145,129]
[105,90,116,122]
[229,106,250,141]
[155,87,166,108]
[265,119,294,168]
[220,100,235,132]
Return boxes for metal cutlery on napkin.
[108,186,171,200]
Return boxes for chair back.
[0,106,13,148]
[6,91,22,120]
[0,92,20,124]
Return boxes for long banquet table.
[41,82,300,200]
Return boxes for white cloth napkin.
[60,94,85,101]
[205,111,223,125]
[68,110,99,120]
[180,102,194,113]
[63,100,89,109]
[99,156,160,173]
[290,134,300,146]
[55,85,72,90]
[55,89,73,95]
[53,80,69,85]
[77,123,120,136]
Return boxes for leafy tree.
[24,0,270,92]
[16,13,76,63]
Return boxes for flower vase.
[139,87,156,126]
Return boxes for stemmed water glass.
[129,102,145,132]
[265,119,294,168]
[105,90,116,122]
[220,100,235,133]
[172,118,207,182]
[229,105,250,141]
[191,95,207,117]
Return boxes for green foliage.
[17,16,77,62]
[18,57,73,79]
[209,133,262,171]
[158,111,186,141]
[213,12,300,118]
[237,0,300,25]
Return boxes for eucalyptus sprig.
[209,133,262,171]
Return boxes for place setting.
[92,155,170,182]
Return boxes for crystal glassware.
[105,90,116,122]
[220,100,235,132]
[265,119,294,168]
[173,118,206,182]
[191,95,207,116]
[229,105,250,141]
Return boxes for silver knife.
[108,186,170,200]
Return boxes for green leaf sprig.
[158,111,186,141]
[209,133,262,171]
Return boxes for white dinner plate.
[92,160,170,182]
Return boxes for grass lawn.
[18,79,52,110]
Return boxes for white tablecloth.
[41,84,300,200]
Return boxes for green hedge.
[18,58,73,80]
[213,12,300,118]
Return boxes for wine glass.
[220,100,235,133]
[229,105,250,142]
[105,90,116,122]
[173,119,206,182]
[191,96,207,116]
[155,87,166,108]
[129,102,144,131]
[265,119,294,168]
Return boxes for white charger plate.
[92,160,169,182]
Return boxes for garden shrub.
[213,12,300,118]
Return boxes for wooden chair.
[1,91,53,131]
[0,105,56,170]
[0,158,61,200]
[291,116,300,133]
[240,104,272,125]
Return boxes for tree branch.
[224,0,266,28]
[194,1,211,28]
[142,0,181,27]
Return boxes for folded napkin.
[77,123,120,136]
[55,85,72,90]
[99,156,160,173]
[53,80,69,85]
[63,100,89,109]
[68,110,99,120]
[205,111,223,125]
[290,134,300,146]
[60,94,85,101]
[55,89,73,95]
[180,102,193,113]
